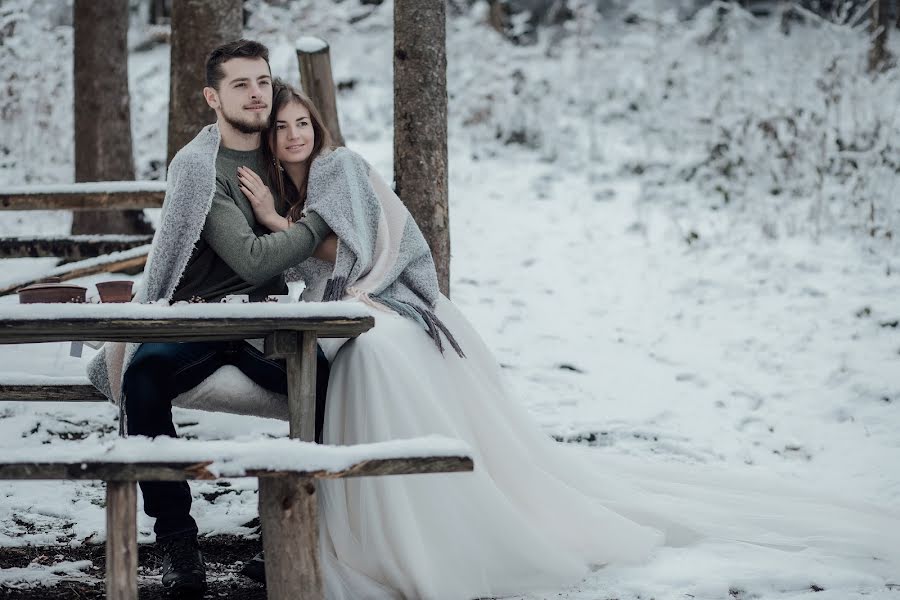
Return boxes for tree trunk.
[72,0,152,235]
[868,0,890,72]
[167,0,243,164]
[393,0,450,296]
[149,0,171,25]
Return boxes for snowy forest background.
[1,0,899,598]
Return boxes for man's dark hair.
[205,39,270,90]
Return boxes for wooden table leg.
[290,331,318,442]
[105,480,137,600]
[259,474,323,600]
[265,330,318,442]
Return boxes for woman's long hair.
[262,80,334,223]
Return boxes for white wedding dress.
[315,296,900,600]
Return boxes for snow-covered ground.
[1,0,898,598]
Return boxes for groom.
[121,39,333,595]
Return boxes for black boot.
[158,532,207,596]
[239,551,266,584]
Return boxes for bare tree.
[167,0,242,164]
[149,0,171,25]
[868,0,891,72]
[394,0,450,296]
[72,0,151,235]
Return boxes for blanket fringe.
[323,276,348,302]
[323,278,464,358]
[414,305,466,358]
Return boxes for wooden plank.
[105,480,137,600]
[0,235,151,259]
[0,383,106,402]
[0,190,164,211]
[259,475,323,600]
[0,316,374,344]
[0,247,149,297]
[0,456,474,481]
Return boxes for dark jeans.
[123,339,330,539]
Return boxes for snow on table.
[1,435,473,479]
[0,301,373,321]
[1,181,166,195]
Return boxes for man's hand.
[314,233,338,263]
[238,166,287,232]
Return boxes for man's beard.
[222,105,269,134]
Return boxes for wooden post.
[296,37,346,147]
[259,475,322,600]
[394,0,450,296]
[105,480,137,600]
[168,0,242,164]
[262,330,322,595]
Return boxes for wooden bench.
[0,381,106,402]
[0,182,162,288]
[0,182,165,211]
[0,234,152,260]
[0,437,474,600]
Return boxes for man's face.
[206,57,272,134]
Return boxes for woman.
[239,82,899,599]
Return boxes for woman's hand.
[238,166,288,232]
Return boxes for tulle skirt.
[317,296,900,600]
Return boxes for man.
[120,40,332,595]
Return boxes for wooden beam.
[0,383,106,402]
[0,235,152,259]
[260,475,323,600]
[0,456,474,481]
[296,38,345,146]
[0,190,164,211]
[0,249,149,296]
[0,316,374,344]
[105,481,137,600]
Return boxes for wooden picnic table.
[0,302,381,600]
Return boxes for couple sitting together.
[86,39,899,600]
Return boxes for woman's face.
[274,100,315,165]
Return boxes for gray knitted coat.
[288,147,463,357]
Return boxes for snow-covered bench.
[0,436,474,600]
[0,181,165,211]
[0,181,164,293]
[0,378,106,402]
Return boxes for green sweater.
[172,146,330,303]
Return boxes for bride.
[237,81,899,599]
